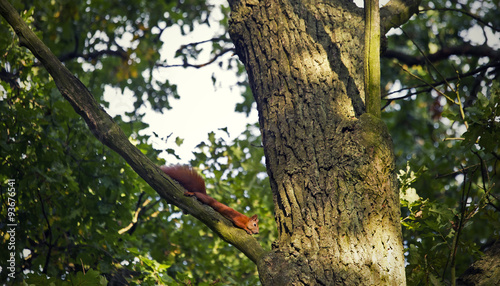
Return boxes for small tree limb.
[364,0,381,117]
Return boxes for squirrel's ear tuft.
[250,215,258,221]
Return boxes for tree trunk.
[228,0,406,284]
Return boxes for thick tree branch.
[58,49,129,63]
[383,43,500,66]
[0,0,265,263]
[380,0,422,33]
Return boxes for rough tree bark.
[457,240,500,286]
[227,0,419,284]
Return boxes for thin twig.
[156,48,234,69]
[420,8,500,33]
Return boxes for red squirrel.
[161,165,259,235]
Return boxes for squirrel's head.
[248,214,259,234]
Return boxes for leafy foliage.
[383,0,500,284]
[1,0,271,284]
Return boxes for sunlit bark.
[229,0,406,284]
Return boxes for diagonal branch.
[0,0,265,263]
